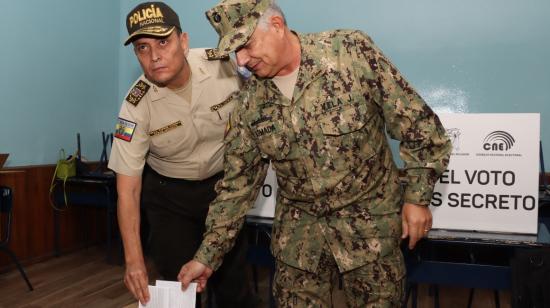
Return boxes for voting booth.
[432,113,540,234]
[248,113,541,235]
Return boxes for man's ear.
[179,32,189,50]
[270,15,285,35]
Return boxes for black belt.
[143,164,224,185]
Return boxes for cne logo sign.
[482,131,515,151]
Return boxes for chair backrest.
[0,186,13,244]
[0,186,13,213]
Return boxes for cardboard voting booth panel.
[432,113,540,234]
[248,165,277,218]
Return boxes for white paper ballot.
[138,280,197,308]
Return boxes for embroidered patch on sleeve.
[148,120,183,137]
[114,118,137,142]
[125,80,150,106]
[205,48,230,61]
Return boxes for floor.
[0,247,134,308]
[0,246,511,308]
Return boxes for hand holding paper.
[177,260,213,293]
[124,261,150,304]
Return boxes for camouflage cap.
[124,2,181,46]
[205,0,272,56]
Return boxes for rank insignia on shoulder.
[125,80,150,106]
[114,118,137,142]
[205,48,229,61]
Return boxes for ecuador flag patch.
[115,118,137,142]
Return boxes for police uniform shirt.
[108,48,240,180]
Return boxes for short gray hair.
[257,1,286,30]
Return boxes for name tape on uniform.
[148,120,183,136]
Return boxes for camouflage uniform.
[192,28,451,307]
[196,1,451,307]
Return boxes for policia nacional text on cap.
[124,2,181,46]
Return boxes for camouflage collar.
[292,32,326,103]
[246,31,327,106]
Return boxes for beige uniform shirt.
[108,48,240,180]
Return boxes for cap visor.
[217,23,256,56]
[124,26,175,46]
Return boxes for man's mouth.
[152,66,166,72]
[248,61,261,72]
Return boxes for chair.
[51,175,118,263]
[0,186,33,291]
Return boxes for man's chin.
[145,75,168,87]
[252,69,270,78]
[153,80,168,87]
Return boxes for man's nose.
[151,47,160,62]
[236,49,249,67]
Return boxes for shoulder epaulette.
[125,80,150,106]
[205,48,230,61]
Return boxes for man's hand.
[177,260,213,293]
[401,202,432,249]
[124,261,150,304]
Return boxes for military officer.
[179,0,452,307]
[108,2,253,306]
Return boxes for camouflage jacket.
[195,30,451,273]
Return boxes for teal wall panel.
[0,0,120,167]
[1,0,547,167]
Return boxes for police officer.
[179,0,452,307]
[108,2,253,306]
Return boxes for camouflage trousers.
[273,242,405,308]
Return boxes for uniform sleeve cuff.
[193,244,224,271]
[403,168,438,206]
